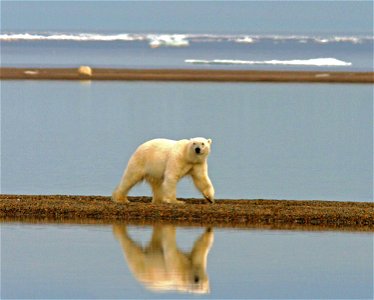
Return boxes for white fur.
[77,66,92,76]
[112,137,215,204]
[113,225,214,293]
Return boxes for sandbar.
[1,194,373,231]
[1,68,373,83]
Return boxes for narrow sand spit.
[1,195,373,231]
[1,68,373,83]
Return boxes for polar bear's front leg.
[161,170,184,204]
[150,181,164,204]
[191,164,215,203]
[161,178,184,204]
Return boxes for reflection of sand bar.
[1,195,373,231]
[1,68,373,83]
[113,225,213,294]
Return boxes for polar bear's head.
[188,137,212,162]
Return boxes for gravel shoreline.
[1,67,373,83]
[1,194,373,231]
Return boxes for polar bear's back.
[129,139,188,179]
[141,138,177,150]
[137,138,180,157]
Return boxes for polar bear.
[112,137,214,204]
[77,65,92,76]
[113,224,214,294]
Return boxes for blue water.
[1,34,373,71]
[2,223,373,299]
[2,81,372,202]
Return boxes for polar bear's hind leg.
[112,167,145,203]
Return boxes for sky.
[1,1,373,35]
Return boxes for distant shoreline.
[1,67,373,83]
[1,194,373,231]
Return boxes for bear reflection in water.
[113,225,214,294]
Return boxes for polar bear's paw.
[163,198,185,205]
[112,191,129,204]
[203,186,215,204]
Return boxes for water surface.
[1,223,373,299]
[1,81,372,201]
[1,34,373,71]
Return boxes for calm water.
[2,223,373,299]
[1,35,373,71]
[1,81,372,202]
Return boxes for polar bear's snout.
[195,147,201,154]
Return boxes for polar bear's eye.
[202,143,205,146]
[193,142,196,145]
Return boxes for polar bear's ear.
[207,138,212,144]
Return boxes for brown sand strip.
[1,68,373,83]
[1,194,373,231]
